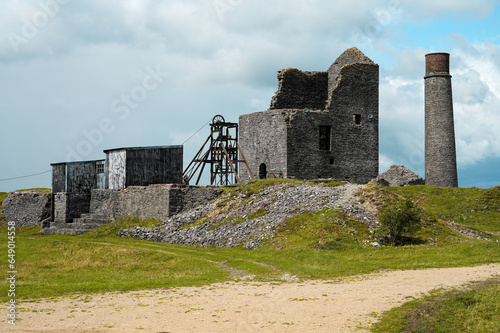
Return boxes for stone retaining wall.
[87,185,223,221]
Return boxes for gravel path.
[5,263,499,333]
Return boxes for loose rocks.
[120,182,378,248]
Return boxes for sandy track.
[4,264,499,333]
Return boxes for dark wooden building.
[51,160,106,193]
[104,145,183,189]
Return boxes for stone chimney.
[424,52,458,187]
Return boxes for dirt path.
[4,263,499,333]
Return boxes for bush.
[377,198,421,245]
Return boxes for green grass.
[0,191,8,222]
[262,208,372,250]
[84,216,160,238]
[1,221,499,302]
[16,188,51,193]
[0,225,229,301]
[385,186,500,233]
[371,279,500,332]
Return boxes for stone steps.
[73,213,112,225]
[42,213,114,235]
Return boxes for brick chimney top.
[425,52,450,77]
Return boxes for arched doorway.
[259,163,267,179]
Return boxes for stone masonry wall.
[285,110,337,179]
[2,191,52,226]
[168,186,223,215]
[239,110,289,182]
[326,48,376,108]
[327,63,379,183]
[88,185,222,221]
[54,193,91,223]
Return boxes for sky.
[0,0,499,192]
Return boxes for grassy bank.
[385,185,500,233]
[372,279,500,332]
[1,222,499,302]
[0,192,8,222]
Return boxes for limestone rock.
[2,191,52,226]
[374,165,424,187]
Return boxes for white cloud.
[405,0,497,19]
[379,154,395,173]
[451,40,500,165]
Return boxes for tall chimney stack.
[424,52,458,187]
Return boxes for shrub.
[377,198,421,245]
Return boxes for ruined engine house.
[239,47,379,183]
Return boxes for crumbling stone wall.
[2,191,51,226]
[326,47,376,108]
[270,69,328,110]
[327,62,379,183]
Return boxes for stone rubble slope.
[119,182,379,249]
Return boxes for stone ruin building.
[239,47,379,184]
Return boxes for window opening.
[96,162,105,174]
[259,163,267,179]
[319,126,331,151]
[353,114,361,125]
